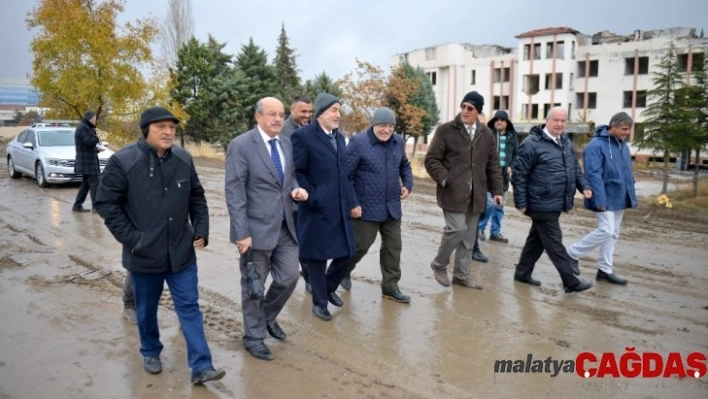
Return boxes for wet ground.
[0,146,706,398]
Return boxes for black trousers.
[515,211,580,288]
[307,256,350,308]
[74,174,100,209]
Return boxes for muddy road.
[0,148,706,398]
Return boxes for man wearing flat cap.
[424,91,504,289]
[291,93,356,321]
[95,106,225,384]
[342,107,413,303]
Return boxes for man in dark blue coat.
[511,107,594,293]
[72,110,102,212]
[343,107,413,303]
[291,93,356,321]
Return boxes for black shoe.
[312,305,331,321]
[472,249,489,263]
[340,276,352,291]
[266,321,287,340]
[514,273,541,286]
[191,367,226,384]
[569,257,581,276]
[382,288,411,303]
[143,356,162,374]
[327,291,344,307]
[305,283,311,294]
[245,342,274,361]
[596,270,628,285]
[478,229,486,241]
[72,206,90,213]
[564,280,593,293]
[489,234,509,243]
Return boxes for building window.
[576,92,597,109]
[522,104,540,119]
[623,90,648,108]
[543,103,562,118]
[533,43,541,60]
[677,53,705,72]
[625,56,649,75]
[571,41,576,60]
[544,73,563,90]
[577,60,599,77]
[523,44,530,60]
[524,43,541,60]
[493,67,511,83]
[425,47,437,61]
[569,73,574,90]
[426,71,437,86]
[471,70,476,85]
[523,74,540,95]
[398,54,408,64]
[546,41,565,59]
[493,95,510,110]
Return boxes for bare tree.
[161,0,194,67]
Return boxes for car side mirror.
[23,142,34,149]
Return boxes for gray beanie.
[313,92,340,118]
[371,107,396,126]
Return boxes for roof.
[515,27,581,39]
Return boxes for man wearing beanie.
[72,110,102,213]
[95,106,225,384]
[424,91,504,289]
[341,107,413,303]
[291,93,356,321]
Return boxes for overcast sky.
[2,0,706,83]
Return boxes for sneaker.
[143,356,162,374]
[478,229,486,241]
[191,367,226,384]
[489,234,509,243]
[123,304,137,324]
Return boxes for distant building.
[392,26,708,142]
[0,79,40,106]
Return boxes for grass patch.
[185,142,224,160]
[410,154,428,179]
[657,178,708,209]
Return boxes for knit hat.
[461,91,484,113]
[139,107,179,137]
[371,107,396,126]
[83,111,96,121]
[313,93,340,118]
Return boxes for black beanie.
[461,91,484,113]
[83,111,95,121]
[139,107,179,138]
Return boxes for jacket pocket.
[247,208,266,219]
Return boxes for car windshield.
[37,130,75,147]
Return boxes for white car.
[6,126,114,187]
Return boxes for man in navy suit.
[225,97,308,360]
[291,93,356,321]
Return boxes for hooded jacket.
[582,125,637,211]
[487,114,518,192]
[511,125,589,213]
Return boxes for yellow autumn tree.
[337,59,387,135]
[26,0,158,133]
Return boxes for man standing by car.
[72,111,103,212]
[95,106,225,384]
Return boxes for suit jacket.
[225,127,298,250]
[291,121,356,260]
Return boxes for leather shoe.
[382,288,411,303]
[564,280,593,293]
[327,291,344,307]
[266,320,287,340]
[143,356,162,374]
[312,305,331,321]
[569,257,581,276]
[514,273,541,286]
[431,265,450,287]
[72,206,91,213]
[245,342,274,361]
[489,234,509,243]
[340,276,352,291]
[451,276,483,289]
[596,270,628,285]
[472,249,489,263]
[191,367,226,384]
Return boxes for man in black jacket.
[72,111,103,212]
[95,107,225,384]
[511,107,594,293]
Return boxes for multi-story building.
[392,26,708,142]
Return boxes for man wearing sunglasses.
[424,91,503,289]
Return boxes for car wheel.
[8,156,21,179]
[35,162,49,188]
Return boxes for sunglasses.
[460,104,477,112]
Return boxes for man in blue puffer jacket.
[567,112,637,285]
[511,107,594,293]
[343,107,413,303]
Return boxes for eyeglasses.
[460,104,477,112]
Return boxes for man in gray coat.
[225,97,308,361]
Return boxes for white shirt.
[257,125,286,174]
[543,127,561,145]
[464,123,476,139]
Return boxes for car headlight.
[46,158,72,167]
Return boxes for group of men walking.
[80,88,636,385]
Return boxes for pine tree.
[272,24,302,104]
[235,38,278,129]
[304,72,344,100]
[684,50,708,196]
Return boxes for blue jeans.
[477,192,508,236]
[131,263,214,376]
